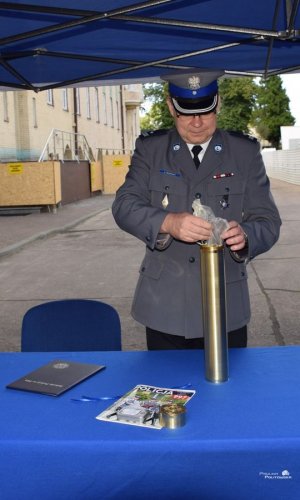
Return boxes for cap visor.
[172,94,218,115]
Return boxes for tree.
[140,76,295,148]
[140,78,258,133]
[140,83,174,131]
[217,77,257,133]
[252,75,295,149]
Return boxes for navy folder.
[6,359,105,396]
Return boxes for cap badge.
[188,76,201,90]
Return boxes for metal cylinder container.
[200,244,229,383]
[159,403,186,429]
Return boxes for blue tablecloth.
[1,347,300,499]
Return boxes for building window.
[116,89,120,130]
[110,96,115,128]
[46,89,54,106]
[3,92,9,122]
[62,89,68,111]
[76,88,81,115]
[109,87,113,128]
[95,88,100,123]
[32,97,37,127]
[102,88,107,125]
[86,88,91,119]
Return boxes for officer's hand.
[221,221,247,251]
[161,212,212,243]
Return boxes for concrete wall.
[263,149,300,185]
[281,126,300,150]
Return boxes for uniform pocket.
[225,251,248,283]
[139,256,164,280]
[149,173,188,212]
[207,177,245,218]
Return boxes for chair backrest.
[21,299,122,352]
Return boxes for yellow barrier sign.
[8,163,23,175]
[112,160,123,167]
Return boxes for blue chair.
[21,299,122,352]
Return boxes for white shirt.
[187,137,212,163]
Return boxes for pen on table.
[213,173,234,179]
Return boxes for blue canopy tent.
[0,0,300,90]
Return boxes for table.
[1,347,300,499]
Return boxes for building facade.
[0,84,143,162]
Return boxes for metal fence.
[39,129,95,162]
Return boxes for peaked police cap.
[162,69,224,115]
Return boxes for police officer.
[112,70,281,349]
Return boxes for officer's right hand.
[160,212,212,243]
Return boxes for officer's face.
[167,98,217,144]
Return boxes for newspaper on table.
[96,384,195,429]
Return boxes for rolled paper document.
[192,199,229,245]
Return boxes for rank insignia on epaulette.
[140,129,169,139]
[228,130,258,142]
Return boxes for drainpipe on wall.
[73,88,78,156]
[120,85,126,153]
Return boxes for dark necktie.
[191,145,202,169]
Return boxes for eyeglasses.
[176,112,215,120]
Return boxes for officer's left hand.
[221,221,247,251]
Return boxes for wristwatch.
[243,230,248,248]
[230,229,249,263]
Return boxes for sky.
[281,74,300,126]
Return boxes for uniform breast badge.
[220,194,229,209]
[162,193,169,209]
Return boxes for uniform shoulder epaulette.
[227,130,258,143]
[140,129,169,139]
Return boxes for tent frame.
[0,0,300,90]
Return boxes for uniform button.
[146,236,150,242]
[195,192,201,199]
[189,257,195,263]
[241,271,245,277]
[141,266,145,272]
[164,185,170,191]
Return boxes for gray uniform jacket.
[112,127,281,338]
